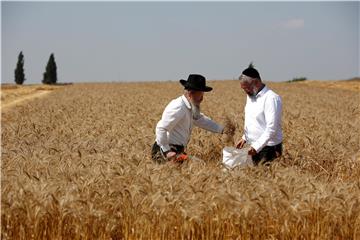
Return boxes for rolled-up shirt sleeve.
[193,113,224,133]
[156,105,185,152]
[251,96,282,152]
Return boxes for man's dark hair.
[242,62,261,80]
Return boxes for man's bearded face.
[189,91,204,106]
[240,81,257,97]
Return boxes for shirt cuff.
[242,134,246,141]
[219,125,225,134]
[161,145,171,153]
[251,142,264,153]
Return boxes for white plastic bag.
[222,146,253,169]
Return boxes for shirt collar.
[181,95,192,109]
[255,85,268,98]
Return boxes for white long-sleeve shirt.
[156,95,224,152]
[242,85,283,153]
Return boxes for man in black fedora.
[152,74,224,163]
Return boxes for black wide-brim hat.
[179,74,212,92]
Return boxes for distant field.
[297,78,360,92]
[1,84,63,110]
[1,80,360,239]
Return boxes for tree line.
[14,51,57,85]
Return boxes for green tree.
[42,53,57,85]
[14,51,25,85]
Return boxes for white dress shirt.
[156,95,224,152]
[242,85,283,153]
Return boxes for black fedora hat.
[179,74,212,92]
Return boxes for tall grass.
[2,81,360,239]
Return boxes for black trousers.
[151,142,185,163]
[252,143,283,165]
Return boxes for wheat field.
[1,80,360,239]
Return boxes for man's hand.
[236,139,246,149]
[248,147,257,156]
[166,151,176,160]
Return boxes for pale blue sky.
[2,1,359,83]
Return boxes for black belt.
[168,144,185,153]
[151,142,185,163]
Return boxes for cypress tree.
[42,53,57,84]
[14,51,25,85]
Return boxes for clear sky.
[2,1,359,83]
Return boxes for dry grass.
[1,80,360,239]
[1,84,64,111]
[298,79,360,92]
[1,84,61,107]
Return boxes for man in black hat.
[152,74,224,163]
[236,63,283,165]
